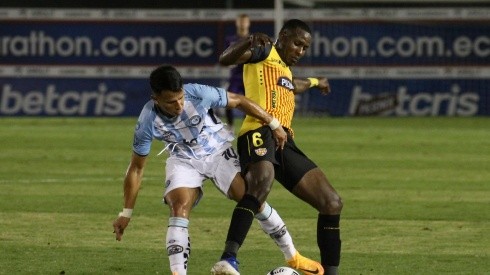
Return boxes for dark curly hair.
[149,65,183,95]
[280,19,311,34]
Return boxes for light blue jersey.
[132,83,234,159]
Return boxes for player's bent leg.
[213,162,274,274]
[165,187,201,218]
[166,217,191,275]
[255,202,296,259]
[255,202,324,275]
[164,188,200,275]
[292,168,342,215]
[292,168,342,275]
[243,160,275,203]
[227,173,246,202]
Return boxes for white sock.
[166,217,190,275]
[255,202,297,260]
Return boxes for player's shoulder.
[141,100,156,114]
[137,100,157,122]
[184,83,207,98]
[184,83,224,97]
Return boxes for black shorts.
[237,125,317,191]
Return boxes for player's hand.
[317,77,331,95]
[113,216,130,241]
[250,32,273,48]
[272,126,287,150]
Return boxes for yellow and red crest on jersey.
[254,148,268,156]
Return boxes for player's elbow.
[219,54,233,66]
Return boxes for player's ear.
[279,29,288,39]
[150,94,158,103]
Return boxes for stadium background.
[1,2,489,274]
[1,0,488,117]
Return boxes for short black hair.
[149,65,183,95]
[280,19,311,34]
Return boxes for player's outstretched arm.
[226,92,287,149]
[113,152,147,241]
[293,77,331,95]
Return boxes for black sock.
[220,194,260,259]
[317,214,341,269]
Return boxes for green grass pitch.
[0,117,489,274]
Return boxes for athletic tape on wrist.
[268,118,280,130]
[119,208,133,218]
[307,77,319,88]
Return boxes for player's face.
[152,89,185,118]
[236,16,250,36]
[278,28,311,66]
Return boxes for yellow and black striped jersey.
[239,45,295,136]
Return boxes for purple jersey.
[225,34,246,94]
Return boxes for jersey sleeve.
[247,43,272,64]
[184,83,228,108]
[132,102,154,156]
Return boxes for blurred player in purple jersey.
[223,14,250,128]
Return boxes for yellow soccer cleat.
[287,251,324,275]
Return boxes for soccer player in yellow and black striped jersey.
[212,19,343,275]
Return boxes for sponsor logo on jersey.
[270,57,288,68]
[271,90,277,108]
[254,148,267,156]
[161,131,174,141]
[186,94,202,101]
[277,77,294,91]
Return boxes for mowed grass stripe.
[1,212,487,256]
[3,180,488,202]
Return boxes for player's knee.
[244,161,275,202]
[251,183,273,203]
[318,193,343,214]
[167,200,193,218]
[246,164,274,189]
[245,172,274,202]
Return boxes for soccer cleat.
[210,256,240,275]
[287,251,324,275]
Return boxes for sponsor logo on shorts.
[254,148,267,156]
[167,244,184,256]
[165,180,171,188]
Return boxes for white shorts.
[163,143,241,207]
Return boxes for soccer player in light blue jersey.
[112,65,320,275]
